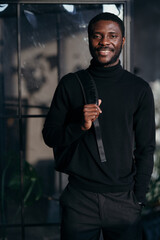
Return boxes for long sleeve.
[133,84,156,203]
[42,75,85,148]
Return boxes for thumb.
[98,99,102,113]
[98,99,102,106]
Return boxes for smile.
[98,50,113,56]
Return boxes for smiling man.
[88,18,125,67]
[42,13,155,240]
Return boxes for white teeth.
[98,50,112,56]
[99,51,111,54]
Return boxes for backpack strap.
[74,70,107,163]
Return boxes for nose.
[99,36,110,46]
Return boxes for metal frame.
[2,0,132,3]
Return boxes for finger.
[90,115,98,121]
[84,104,98,108]
[92,105,102,114]
[83,107,100,113]
[91,115,99,121]
[84,112,99,119]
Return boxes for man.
[42,12,155,240]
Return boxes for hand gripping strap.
[74,70,107,163]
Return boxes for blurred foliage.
[1,152,42,239]
[1,152,42,211]
[146,150,160,208]
[146,81,160,210]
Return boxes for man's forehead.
[91,20,121,33]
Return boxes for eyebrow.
[92,31,118,35]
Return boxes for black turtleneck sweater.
[42,61,155,203]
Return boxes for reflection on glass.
[103,4,123,20]
[0,4,18,117]
[0,4,8,12]
[63,4,75,13]
[24,10,38,28]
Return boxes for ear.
[122,37,126,47]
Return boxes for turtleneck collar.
[87,59,124,80]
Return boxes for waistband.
[69,175,134,193]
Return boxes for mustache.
[96,47,114,52]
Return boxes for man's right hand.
[81,99,102,131]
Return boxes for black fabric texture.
[42,60,155,203]
[60,184,142,240]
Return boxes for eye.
[92,34,102,39]
[110,34,118,39]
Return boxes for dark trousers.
[60,184,142,240]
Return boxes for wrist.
[81,125,88,131]
[81,121,92,131]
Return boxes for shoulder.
[123,71,154,106]
[58,71,84,90]
[123,70,155,105]
[59,72,76,86]
[60,70,85,84]
[123,70,153,100]
[123,70,150,89]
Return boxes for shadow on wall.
[22,54,58,95]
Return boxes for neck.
[90,58,121,68]
[103,59,120,68]
[88,58,124,80]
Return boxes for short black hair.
[88,12,125,37]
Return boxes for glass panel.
[3,227,22,240]
[20,4,59,115]
[146,81,160,207]
[0,119,21,227]
[0,4,21,230]
[23,117,62,224]
[0,4,19,117]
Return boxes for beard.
[89,42,123,67]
